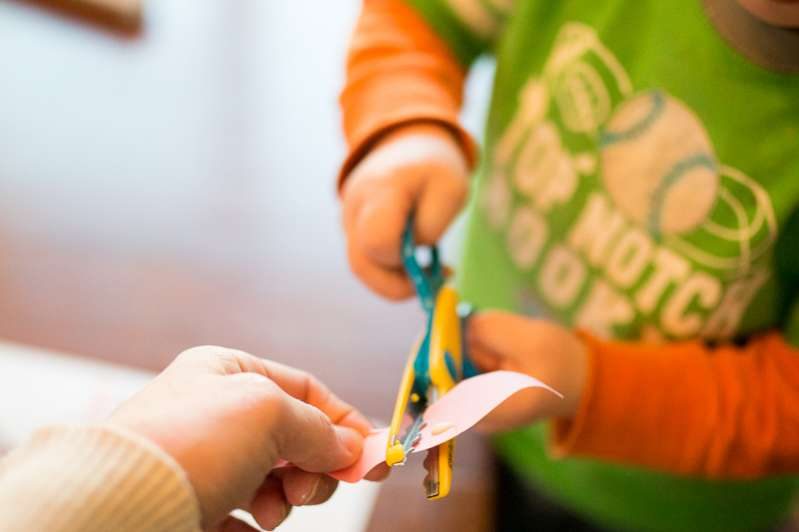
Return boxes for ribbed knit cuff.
[0,425,201,532]
[337,115,479,192]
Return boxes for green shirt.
[407,0,799,530]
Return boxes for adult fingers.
[364,463,391,482]
[250,476,291,532]
[212,514,262,532]
[273,393,364,473]
[188,348,373,437]
[236,356,373,437]
[280,468,339,506]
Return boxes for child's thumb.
[468,311,532,362]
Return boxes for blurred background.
[0,1,494,530]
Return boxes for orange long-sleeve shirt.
[338,0,476,187]
[339,0,799,479]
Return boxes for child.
[338,1,799,530]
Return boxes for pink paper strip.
[330,371,560,482]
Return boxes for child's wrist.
[560,334,590,418]
[347,119,470,187]
[539,331,590,420]
[374,121,467,159]
[547,334,594,457]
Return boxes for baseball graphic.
[488,24,778,279]
[600,90,720,237]
[668,165,777,275]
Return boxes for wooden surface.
[19,0,142,32]
[0,1,493,530]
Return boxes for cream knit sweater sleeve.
[0,425,202,532]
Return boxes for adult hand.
[109,346,378,531]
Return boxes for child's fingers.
[467,310,564,376]
[414,166,468,245]
[474,388,549,433]
[347,238,415,300]
[467,310,530,361]
[355,185,413,268]
[464,323,504,372]
[340,183,365,237]
[467,343,502,373]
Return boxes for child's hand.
[342,122,470,299]
[467,311,589,432]
[109,346,380,531]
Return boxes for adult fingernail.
[301,476,321,505]
[267,501,290,531]
[335,425,363,458]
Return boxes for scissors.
[384,220,478,499]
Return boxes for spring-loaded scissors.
[384,220,478,499]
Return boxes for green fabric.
[405,0,489,66]
[411,0,799,530]
[493,427,797,532]
[459,200,799,531]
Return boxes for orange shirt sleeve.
[338,0,478,188]
[552,331,799,478]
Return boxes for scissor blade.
[401,415,426,455]
[423,446,441,498]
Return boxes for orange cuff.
[337,80,478,190]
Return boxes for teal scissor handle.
[401,219,445,400]
[458,302,480,378]
[401,220,444,313]
[402,219,480,399]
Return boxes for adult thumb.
[273,395,363,474]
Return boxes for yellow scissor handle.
[425,285,461,500]
[425,439,454,500]
[386,337,421,466]
[429,285,462,391]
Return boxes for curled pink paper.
[329,370,560,483]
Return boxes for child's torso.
[473,0,799,344]
[454,2,799,530]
